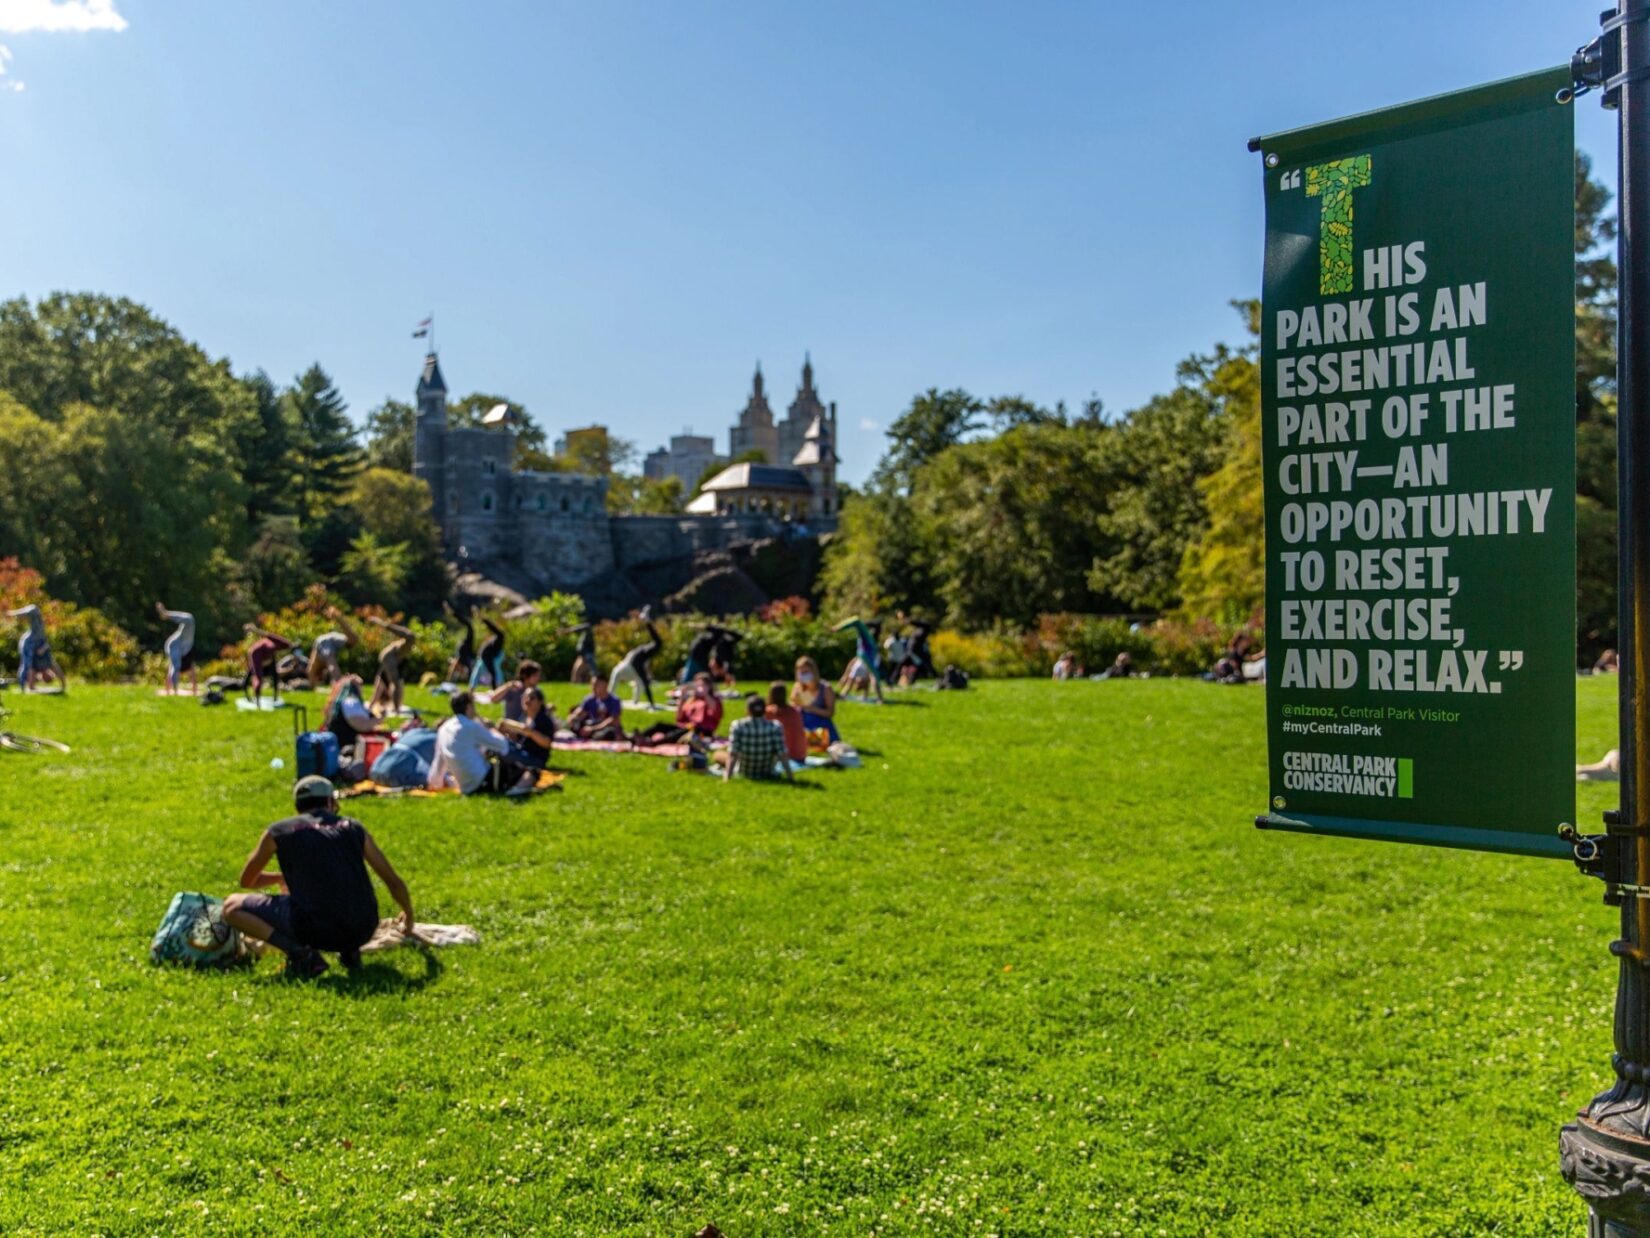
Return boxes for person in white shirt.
[428,690,518,795]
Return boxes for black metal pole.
[1562,5,1650,1234]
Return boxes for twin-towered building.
[644,356,839,519]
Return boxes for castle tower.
[413,352,448,521]
[730,362,780,463]
[781,352,828,465]
[792,403,838,517]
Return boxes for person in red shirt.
[766,681,808,764]
[632,673,723,746]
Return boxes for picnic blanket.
[236,697,292,711]
[555,737,695,758]
[338,768,566,798]
[361,920,481,952]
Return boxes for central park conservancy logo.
[1281,750,1414,799]
[1304,154,1372,296]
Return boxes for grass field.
[0,676,1623,1235]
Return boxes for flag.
[412,317,432,339]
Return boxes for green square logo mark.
[1398,758,1414,799]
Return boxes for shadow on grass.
[316,948,444,997]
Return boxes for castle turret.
[413,352,448,522]
[730,361,780,463]
[781,352,828,465]
[792,404,838,517]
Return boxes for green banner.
[1254,69,1576,858]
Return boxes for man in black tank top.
[223,775,415,978]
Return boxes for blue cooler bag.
[292,705,340,779]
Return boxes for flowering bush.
[0,558,141,682]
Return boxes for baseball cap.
[293,774,335,807]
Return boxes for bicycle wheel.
[0,731,70,754]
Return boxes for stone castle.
[411,352,838,613]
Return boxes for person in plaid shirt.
[723,695,794,782]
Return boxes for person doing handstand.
[223,774,415,979]
[443,601,476,684]
[833,616,886,704]
[609,607,663,709]
[564,622,598,683]
[9,604,67,694]
[155,603,198,696]
[307,608,362,688]
[244,623,294,706]
[469,616,508,690]
[367,616,415,715]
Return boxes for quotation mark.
[1497,651,1524,671]
[1279,169,1303,191]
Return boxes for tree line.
[822,153,1620,662]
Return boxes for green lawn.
[0,676,1622,1235]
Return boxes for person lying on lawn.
[715,695,794,782]
[429,690,536,795]
[567,674,626,741]
[222,774,415,978]
[486,659,542,723]
[632,672,723,746]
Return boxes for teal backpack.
[150,892,245,969]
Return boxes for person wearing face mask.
[631,672,723,746]
[789,656,839,742]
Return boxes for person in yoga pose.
[223,774,415,978]
[469,616,508,690]
[632,672,723,747]
[244,623,294,706]
[307,608,361,688]
[9,604,67,694]
[564,622,598,683]
[367,616,415,715]
[833,616,886,704]
[567,675,626,741]
[610,607,663,709]
[443,601,476,684]
[155,603,198,696]
[790,656,839,742]
[680,622,738,683]
[709,627,743,685]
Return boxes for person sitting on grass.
[1093,651,1136,681]
[497,684,556,776]
[766,681,808,765]
[9,603,67,694]
[486,658,542,723]
[632,672,723,747]
[1051,651,1084,681]
[222,774,415,979]
[155,603,198,696]
[367,616,416,715]
[305,608,362,689]
[244,623,294,706]
[428,690,533,795]
[566,675,626,741]
[324,674,396,762]
[790,656,839,743]
[717,694,794,782]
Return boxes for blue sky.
[0,1,1617,484]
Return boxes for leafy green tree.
[1174,302,1263,621]
[986,395,1061,430]
[237,516,316,612]
[820,488,932,619]
[871,388,985,496]
[236,371,296,525]
[911,422,1116,627]
[364,398,415,472]
[1575,151,1619,655]
[286,364,362,525]
[608,474,685,514]
[1089,386,1227,611]
[337,531,412,607]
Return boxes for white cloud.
[0,0,127,34]
[0,42,19,90]
[858,417,880,432]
